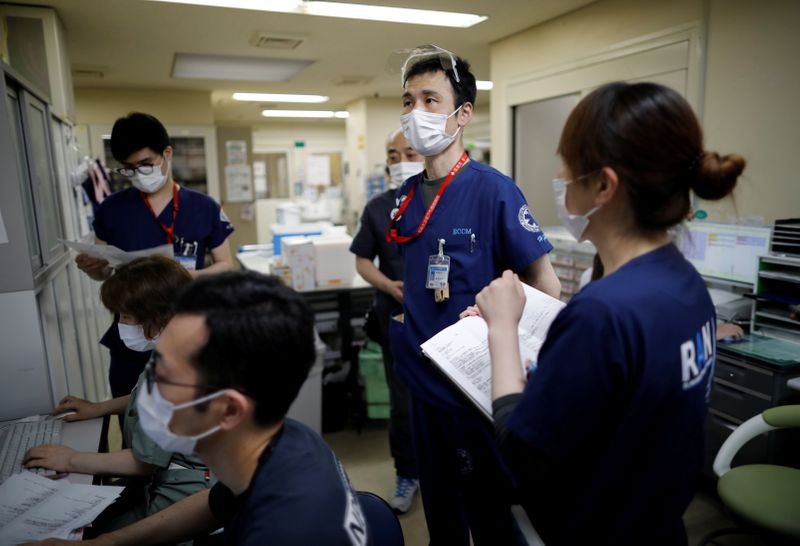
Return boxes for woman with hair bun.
[475,82,745,545]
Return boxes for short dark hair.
[101,256,192,339]
[404,55,477,109]
[110,112,171,162]
[558,82,745,232]
[174,271,316,427]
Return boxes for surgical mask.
[132,159,169,193]
[118,323,159,352]
[400,105,462,157]
[552,177,601,242]
[388,161,424,188]
[136,384,226,455]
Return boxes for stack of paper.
[60,240,174,267]
[422,283,565,420]
[0,471,123,544]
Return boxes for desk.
[705,335,800,476]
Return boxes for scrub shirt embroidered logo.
[518,205,541,233]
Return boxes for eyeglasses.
[114,158,163,178]
[144,357,225,395]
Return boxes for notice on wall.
[306,154,331,186]
[253,161,268,198]
[0,208,8,244]
[225,140,248,165]
[224,164,253,203]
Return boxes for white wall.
[699,0,800,223]
[490,0,799,225]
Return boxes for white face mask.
[388,161,424,188]
[136,383,226,455]
[552,177,601,242]
[118,323,159,352]
[400,105,462,157]
[131,158,169,193]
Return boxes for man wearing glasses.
[26,272,369,545]
[75,112,234,398]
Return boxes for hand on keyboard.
[52,395,102,422]
[23,444,76,474]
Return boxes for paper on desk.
[60,240,174,267]
[0,471,123,544]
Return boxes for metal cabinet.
[704,339,800,476]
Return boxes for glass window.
[6,84,43,270]
[24,93,64,260]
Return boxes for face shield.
[387,44,460,86]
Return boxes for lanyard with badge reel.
[386,151,468,303]
[140,185,193,271]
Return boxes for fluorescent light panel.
[262,110,349,118]
[173,53,313,82]
[233,92,329,103]
[476,80,494,91]
[149,0,487,28]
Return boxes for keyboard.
[0,418,63,483]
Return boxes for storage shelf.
[752,253,800,343]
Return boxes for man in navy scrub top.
[388,45,560,545]
[350,128,423,513]
[34,272,370,546]
[75,112,234,398]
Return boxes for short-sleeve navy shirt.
[94,185,233,396]
[508,244,716,545]
[393,161,553,409]
[349,188,404,317]
[208,419,368,546]
[93,185,233,270]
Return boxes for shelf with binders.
[750,255,800,343]
[545,226,596,303]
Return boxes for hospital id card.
[426,254,450,289]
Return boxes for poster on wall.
[224,164,253,203]
[253,161,268,198]
[306,154,331,186]
[225,140,248,165]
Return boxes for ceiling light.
[233,92,329,103]
[262,110,349,118]
[173,53,313,82]
[476,80,494,91]
[148,0,487,28]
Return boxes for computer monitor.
[677,222,772,286]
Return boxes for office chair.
[699,405,800,545]
[357,491,404,546]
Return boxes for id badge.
[426,254,450,289]
[427,239,450,290]
[175,255,197,271]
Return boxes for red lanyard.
[140,184,179,244]
[386,152,468,244]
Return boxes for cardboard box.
[310,235,355,287]
[281,237,316,291]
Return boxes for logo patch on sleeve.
[518,205,541,233]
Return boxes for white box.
[281,237,316,291]
[310,235,355,288]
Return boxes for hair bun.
[692,152,745,200]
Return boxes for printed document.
[61,240,174,267]
[0,471,122,544]
[421,283,565,419]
